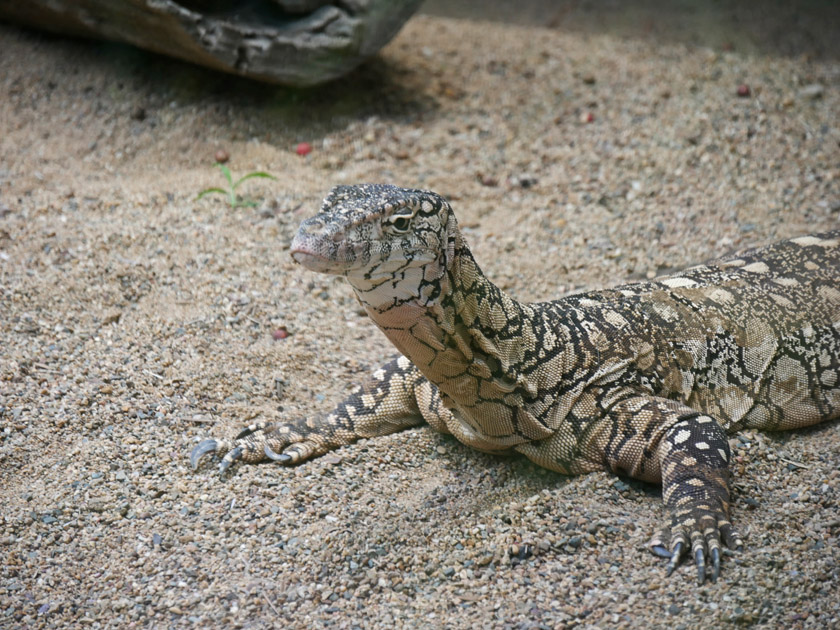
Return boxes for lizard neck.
[350,226,536,396]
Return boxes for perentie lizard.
[192,184,840,584]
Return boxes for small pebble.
[799,84,824,100]
[214,149,230,163]
[737,84,751,97]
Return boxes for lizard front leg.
[517,395,741,583]
[651,411,743,583]
[599,396,742,584]
[191,356,428,476]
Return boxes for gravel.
[1,6,839,629]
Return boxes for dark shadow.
[116,36,436,129]
[0,20,438,145]
[421,0,840,60]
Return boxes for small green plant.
[197,163,277,208]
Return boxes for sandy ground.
[1,4,839,629]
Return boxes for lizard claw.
[190,439,218,470]
[664,540,684,577]
[710,547,720,583]
[694,547,706,585]
[651,544,672,558]
[651,506,739,583]
[264,443,292,463]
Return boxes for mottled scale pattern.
[192,184,840,584]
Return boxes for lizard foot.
[190,420,335,477]
[651,411,744,584]
[649,504,743,585]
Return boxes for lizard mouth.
[290,244,340,273]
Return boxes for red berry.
[295,142,312,156]
[271,327,290,340]
[736,84,751,97]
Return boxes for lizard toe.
[710,546,721,583]
[664,540,685,577]
[264,443,292,463]
[718,520,743,551]
[219,446,243,477]
[694,547,706,585]
[274,439,323,464]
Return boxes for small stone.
[512,174,538,189]
[272,326,290,340]
[736,84,751,97]
[214,149,230,163]
[477,173,498,187]
[476,554,493,566]
[799,84,824,100]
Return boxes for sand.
[1,4,839,628]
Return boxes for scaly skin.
[192,184,840,584]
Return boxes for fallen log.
[0,0,422,86]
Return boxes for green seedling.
[197,163,277,208]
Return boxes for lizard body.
[192,184,840,583]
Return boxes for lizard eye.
[387,216,412,233]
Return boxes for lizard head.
[291,184,458,305]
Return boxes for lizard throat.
[351,233,534,404]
